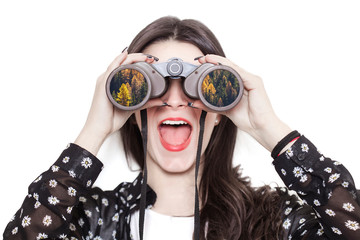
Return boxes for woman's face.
[135,40,220,173]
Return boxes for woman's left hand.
[195,55,292,152]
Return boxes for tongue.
[159,125,191,146]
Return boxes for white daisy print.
[328,192,333,199]
[319,156,325,161]
[92,194,99,200]
[98,218,103,225]
[68,170,76,178]
[59,233,67,239]
[328,173,340,183]
[324,167,332,173]
[43,215,52,227]
[286,148,294,158]
[297,191,306,196]
[48,195,60,205]
[94,236,103,240]
[112,213,119,222]
[33,193,39,200]
[68,187,77,197]
[36,233,48,239]
[282,218,291,229]
[345,220,359,231]
[301,143,309,152]
[22,216,31,228]
[85,210,92,217]
[11,227,18,235]
[34,175,42,183]
[342,181,349,188]
[49,179,58,188]
[62,156,70,163]
[284,207,292,215]
[293,167,304,178]
[86,180,92,187]
[67,206,73,214]
[317,228,324,236]
[69,223,76,231]
[331,227,342,235]
[299,218,306,224]
[127,194,133,201]
[79,196,87,203]
[51,165,59,172]
[78,218,85,227]
[281,169,286,176]
[34,201,41,209]
[325,209,336,217]
[343,202,355,212]
[333,161,342,165]
[300,175,308,183]
[102,198,109,206]
[81,157,92,169]
[313,199,321,206]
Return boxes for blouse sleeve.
[3,143,103,240]
[273,135,360,239]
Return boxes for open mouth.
[158,118,192,152]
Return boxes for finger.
[121,53,151,65]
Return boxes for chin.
[154,153,196,173]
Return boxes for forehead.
[143,40,203,64]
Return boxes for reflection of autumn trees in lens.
[201,70,240,107]
[110,69,148,107]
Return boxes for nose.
[160,78,190,108]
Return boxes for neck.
[146,158,202,217]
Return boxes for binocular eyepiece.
[106,58,244,111]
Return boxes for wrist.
[249,117,292,152]
[74,125,108,156]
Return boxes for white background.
[1,0,359,230]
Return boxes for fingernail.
[144,54,159,62]
[122,47,128,53]
[194,56,204,61]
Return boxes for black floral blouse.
[3,136,360,239]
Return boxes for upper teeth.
[162,120,188,125]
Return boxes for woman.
[3,16,360,240]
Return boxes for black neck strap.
[138,109,207,240]
[139,109,148,240]
[194,110,207,240]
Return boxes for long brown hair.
[121,16,284,239]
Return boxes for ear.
[214,115,222,126]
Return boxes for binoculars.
[106,57,244,111]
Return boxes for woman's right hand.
[74,50,162,155]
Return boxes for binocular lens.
[109,68,149,108]
[201,69,241,108]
